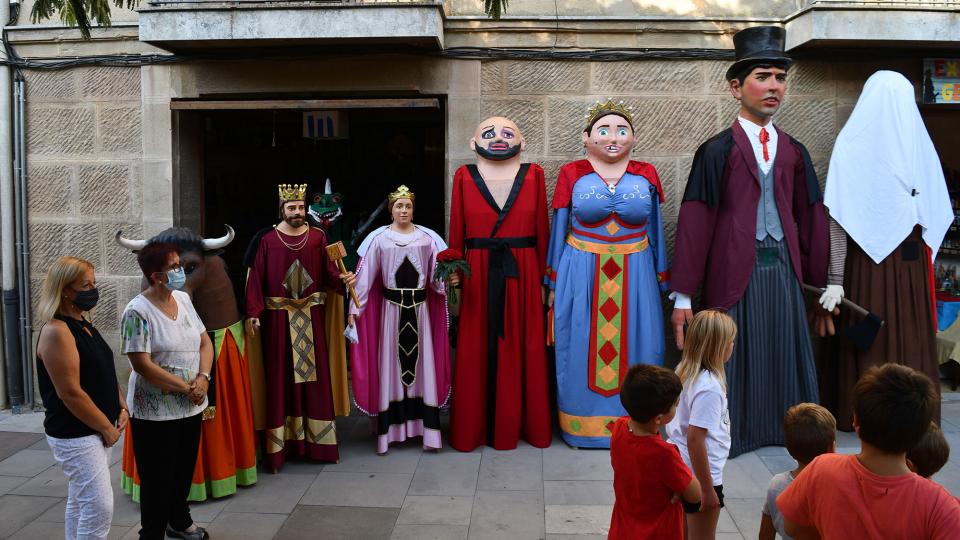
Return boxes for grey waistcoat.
[756,163,784,241]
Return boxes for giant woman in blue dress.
[546,100,668,448]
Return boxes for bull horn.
[201,225,235,251]
[115,230,148,251]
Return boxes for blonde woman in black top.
[36,256,128,540]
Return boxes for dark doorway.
[179,102,446,305]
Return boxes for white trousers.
[46,434,114,540]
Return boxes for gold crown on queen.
[585,99,634,127]
[388,185,415,205]
[278,183,308,202]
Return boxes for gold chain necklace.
[275,227,310,251]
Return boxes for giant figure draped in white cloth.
[817,70,953,430]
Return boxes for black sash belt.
[465,236,537,339]
[382,287,427,307]
[383,287,426,386]
[465,235,536,446]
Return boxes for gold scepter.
[326,241,361,309]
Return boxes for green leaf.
[30,0,137,40]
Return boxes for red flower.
[437,249,463,263]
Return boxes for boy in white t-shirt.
[759,403,836,540]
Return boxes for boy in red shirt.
[609,364,701,539]
[778,364,960,539]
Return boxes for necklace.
[602,176,620,193]
[147,293,178,320]
[276,227,310,251]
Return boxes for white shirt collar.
[737,116,777,172]
[737,116,775,138]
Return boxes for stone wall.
[24,66,146,382]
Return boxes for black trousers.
[131,414,202,540]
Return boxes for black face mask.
[72,288,100,311]
[474,142,522,161]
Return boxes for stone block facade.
[23,66,144,377]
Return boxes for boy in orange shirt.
[777,364,960,539]
[608,364,701,539]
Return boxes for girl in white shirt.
[666,310,737,540]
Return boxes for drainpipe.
[0,0,20,410]
[13,71,31,406]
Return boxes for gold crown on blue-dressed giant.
[585,98,634,127]
[278,183,308,202]
[388,185,415,205]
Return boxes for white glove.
[668,291,692,310]
[819,285,844,312]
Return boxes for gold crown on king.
[388,185,415,204]
[278,183,308,202]
[585,99,634,126]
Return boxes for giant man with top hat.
[670,26,830,456]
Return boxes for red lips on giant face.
[488,142,509,151]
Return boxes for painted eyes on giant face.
[184,262,199,275]
[598,127,609,136]
[481,128,496,139]
[617,128,629,137]
[501,128,515,139]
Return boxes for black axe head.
[841,313,884,352]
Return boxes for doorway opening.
[174,98,446,303]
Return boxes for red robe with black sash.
[448,163,552,451]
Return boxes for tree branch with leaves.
[30,0,138,39]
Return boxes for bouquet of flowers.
[434,249,471,306]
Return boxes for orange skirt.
[121,320,258,501]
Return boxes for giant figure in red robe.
[244,184,354,471]
[448,116,552,451]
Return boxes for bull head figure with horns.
[115,225,239,331]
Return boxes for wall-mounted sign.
[303,110,349,139]
[923,58,960,104]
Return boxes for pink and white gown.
[349,225,451,453]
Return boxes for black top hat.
[725,26,792,81]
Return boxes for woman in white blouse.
[122,242,213,540]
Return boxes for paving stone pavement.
[2,390,958,539]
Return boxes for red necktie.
[759,127,770,162]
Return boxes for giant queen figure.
[546,100,668,449]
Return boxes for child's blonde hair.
[37,256,94,323]
[675,309,736,392]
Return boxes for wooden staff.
[326,241,361,309]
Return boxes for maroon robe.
[672,121,828,308]
[245,226,343,470]
[448,163,552,451]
